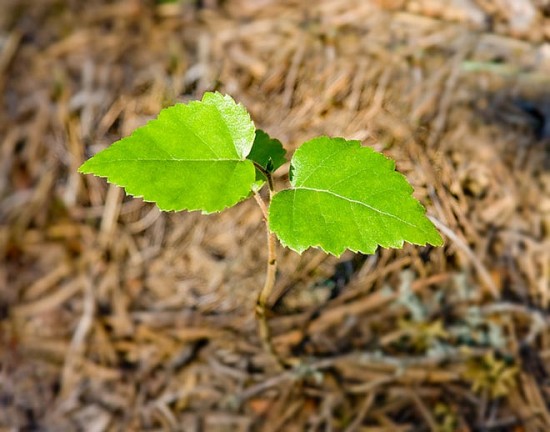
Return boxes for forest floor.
[1,0,550,431]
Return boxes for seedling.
[79,92,443,368]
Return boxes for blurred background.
[1,0,549,430]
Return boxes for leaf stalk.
[252,161,274,192]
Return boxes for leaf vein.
[179,115,224,159]
[296,186,419,229]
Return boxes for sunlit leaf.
[79,92,256,213]
[269,137,443,256]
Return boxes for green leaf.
[79,92,257,213]
[269,137,443,256]
[247,130,287,173]
[247,130,287,190]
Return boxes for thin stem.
[252,161,274,192]
[256,228,285,368]
[253,192,269,220]
[253,188,289,370]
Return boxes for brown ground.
[1,0,550,431]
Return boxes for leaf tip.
[78,159,93,174]
[428,231,445,248]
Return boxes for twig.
[238,349,470,402]
[479,302,550,344]
[58,276,95,401]
[408,388,439,432]
[282,41,305,108]
[428,216,499,298]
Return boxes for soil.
[1,0,549,431]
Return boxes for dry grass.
[1,0,549,430]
